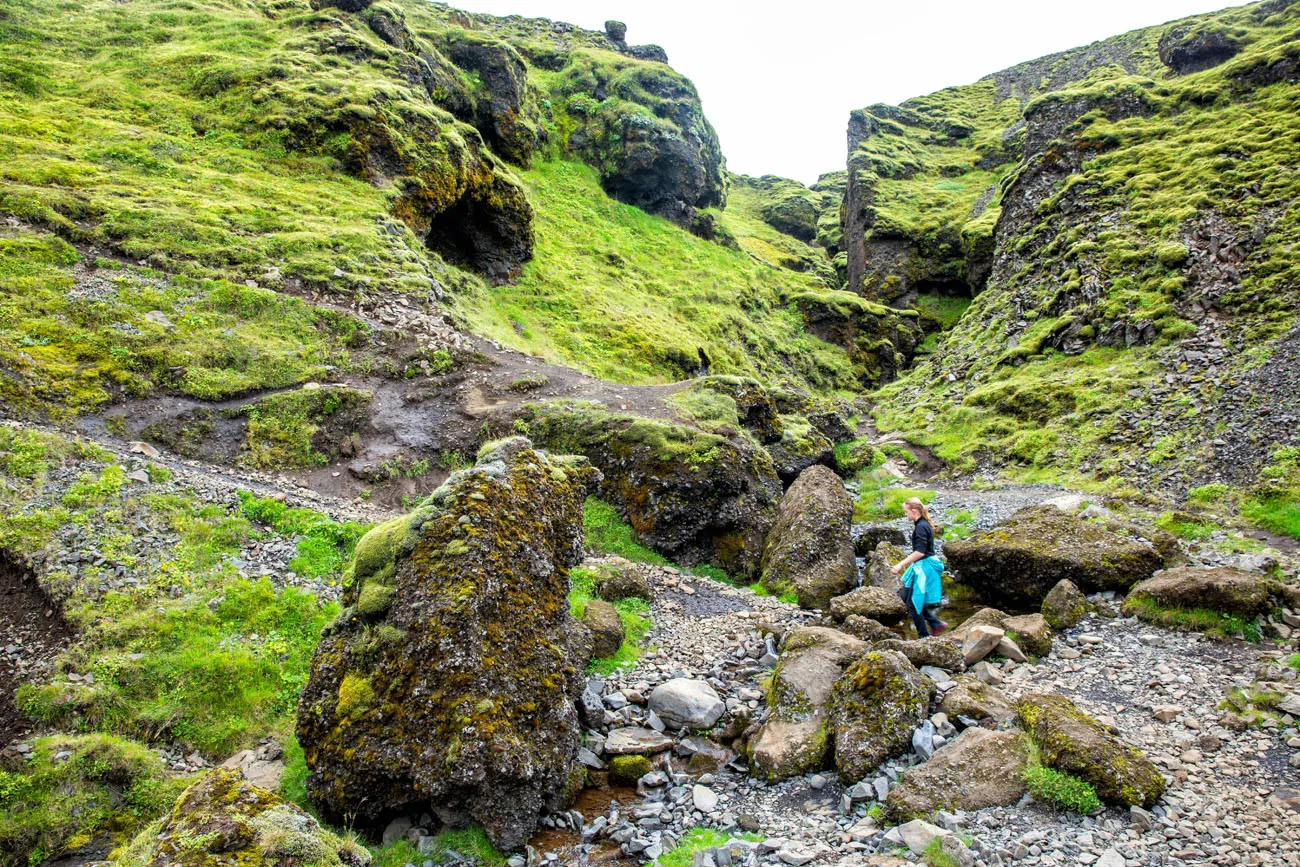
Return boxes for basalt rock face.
[516,403,781,578]
[296,438,600,849]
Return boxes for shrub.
[1023,765,1101,814]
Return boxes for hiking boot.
[931,621,949,636]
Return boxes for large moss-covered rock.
[115,768,368,867]
[827,650,935,783]
[760,465,857,608]
[748,627,865,782]
[884,728,1029,821]
[765,417,836,486]
[296,438,600,849]
[582,599,624,658]
[1123,567,1270,618]
[441,30,541,165]
[517,402,781,578]
[1017,693,1166,808]
[866,541,909,589]
[944,506,1165,607]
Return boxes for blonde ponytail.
[905,497,941,536]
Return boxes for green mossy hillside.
[456,161,873,390]
[864,1,1300,488]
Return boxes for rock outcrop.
[1041,579,1090,630]
[517,403,781,578]
[296,438,599,849]
[115,768,369,867]
[944,506,1165,607]
[1017,693,1166,808]
[760,465,857,608]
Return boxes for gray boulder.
[760,465,857,608]
[648,678,725,730]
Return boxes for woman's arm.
[890,550,924,575]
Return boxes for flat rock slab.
[604,726,674,755]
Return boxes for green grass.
[19,578,338,756]
[1155,511,1215,540]
[568,565,654,675]
[238,492,370,581]
[368,830,504,867]
[853,467,935,522]
[0,734,188,867]
[922,837,959,867]
[1288,654,1300,671]
[1241,494,1300,540]
[940,506,979,540]
[1122,595,1260,642]
[1023,764,1101,815]
[915,292,973,331]
[582,497,669,565]
[657,829,762,867]
[455,160,860,390]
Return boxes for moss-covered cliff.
[855,0,1300,491]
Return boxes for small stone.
[1153,705,1183,723]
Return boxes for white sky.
[449,0,1242,184]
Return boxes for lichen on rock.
[296,437,601,849]
[827,649,934,783]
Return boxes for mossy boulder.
[687,376,783,444]
[884,728,1029,821]
[518,402,781,578]
[790,291,923,388]
[765,416,835,486]
[760,465,857,608]
[115,768,368,867]
[946,607,1010,646]
[827,650,934,783]
[829,585,908,626]
[608,754,652,785]
[582,599,624,658]
[749,627,865,782]
[1041,579,1090,630]
[1016,693,1166,808]
[297,438,601,849]
[944,506,1165,607]
[939,675,1017,727]
[1123,567,1270,619]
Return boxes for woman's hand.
[890,563,902,576]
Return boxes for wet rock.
[296,438,600,849]
[1017,693,1166,807]
[829,585,908,625]
[116,767,368,867]
[760,466,856,608]
[944,506,1165,607]
[828,650,934,782]
[886,728,1029,820]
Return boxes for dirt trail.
[0,550,73,744]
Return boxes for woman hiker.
[890,497,948,637]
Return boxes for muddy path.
[0,550,73,744]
